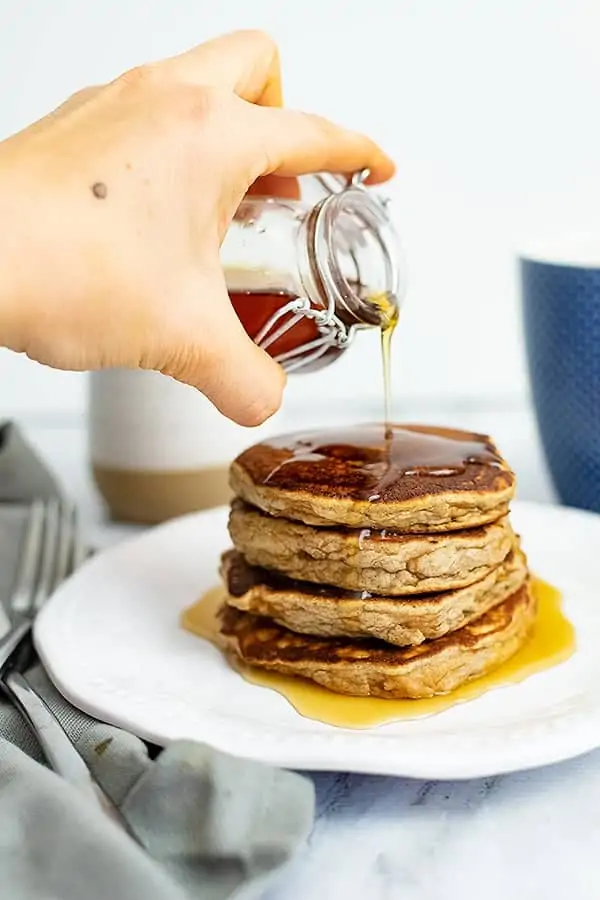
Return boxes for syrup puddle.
[181,577,575,729]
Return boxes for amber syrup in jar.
[228,289,345,372]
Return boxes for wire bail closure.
[253,169,395,373]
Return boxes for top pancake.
[229,423,515,531]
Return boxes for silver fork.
[0,499,137,840]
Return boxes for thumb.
[158,266,286,427]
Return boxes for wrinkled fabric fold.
[0,421,314,900]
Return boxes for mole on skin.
[91,182,107,199]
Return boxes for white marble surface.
[18,405,600,900]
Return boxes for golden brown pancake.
[218,581,536,699]
[229,424,515,532]
[220,548,528,646]
[228,500,516,594]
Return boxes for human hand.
[0,30,394,424]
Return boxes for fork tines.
[10,500,83,619]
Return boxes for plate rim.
[34,498,600,780]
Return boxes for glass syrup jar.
[221,170,405,372]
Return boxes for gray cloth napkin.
[0,422,314,900]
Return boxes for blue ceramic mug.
[520,236,600,512]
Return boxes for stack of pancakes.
[217,424,534,699]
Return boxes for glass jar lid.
[305,169,405,331]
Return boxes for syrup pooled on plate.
[181,578,575,729]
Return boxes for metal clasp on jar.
[254,169,399,373]
[253,294,353,373]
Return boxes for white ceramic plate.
[34,501,600,780]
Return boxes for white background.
[2,0,600,419]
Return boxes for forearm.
[0,141,37,353]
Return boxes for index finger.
[249,106,396,185]
[159,29,283,107]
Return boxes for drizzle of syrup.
[357,528,372,551]
[181,577,575,729]
[369,291,399,430]
[254,423,505,504]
